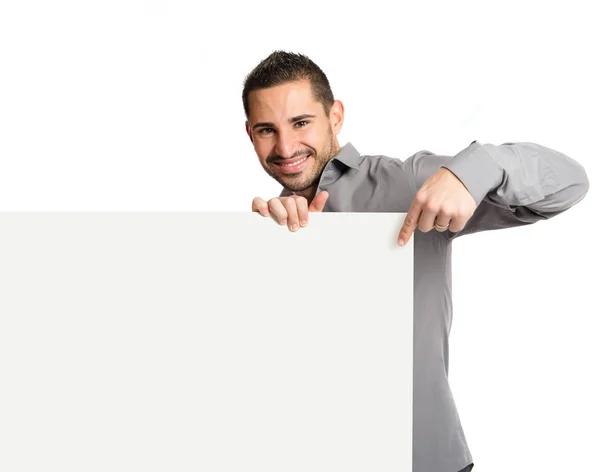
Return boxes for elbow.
[569,160,590,208]
[528,158,590,219]
[546,160,589,217]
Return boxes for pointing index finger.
[398,199,422,246]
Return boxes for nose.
[275,128,299,159]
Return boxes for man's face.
[246,80,343,193]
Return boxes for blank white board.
[0,212,413,472]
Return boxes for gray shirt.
[280,140,589,472]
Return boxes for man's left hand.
[398,168,476,246]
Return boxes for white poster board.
[0,212,413,471]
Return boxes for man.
[243,51,589,472]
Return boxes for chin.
[276,167,305,181]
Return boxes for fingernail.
[300,220,307,227]
[290,224,298,232]
[398,239,405,246]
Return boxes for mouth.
[274,154,311,174]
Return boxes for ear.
[245,121,254,143]
[329,100,344,135]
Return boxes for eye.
[258,128,274,135]
[294,120,309,128]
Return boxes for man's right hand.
[251,191,329,232]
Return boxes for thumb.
[308,191,329,212]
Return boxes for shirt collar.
[332,142,361,170]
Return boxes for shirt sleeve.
[408,140,590,238]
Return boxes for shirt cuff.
[442,140,504,206]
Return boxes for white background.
[1,1,598,471]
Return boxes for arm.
[406,140,589,239]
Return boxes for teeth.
[281,156,308,167]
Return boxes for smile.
[275,154,311,174]
[280,156,309,167]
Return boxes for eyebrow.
[252,114,317,130]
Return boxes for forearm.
[443,140,589,217]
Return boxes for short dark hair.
[242,51,335,120]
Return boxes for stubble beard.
[265,129,338,193]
